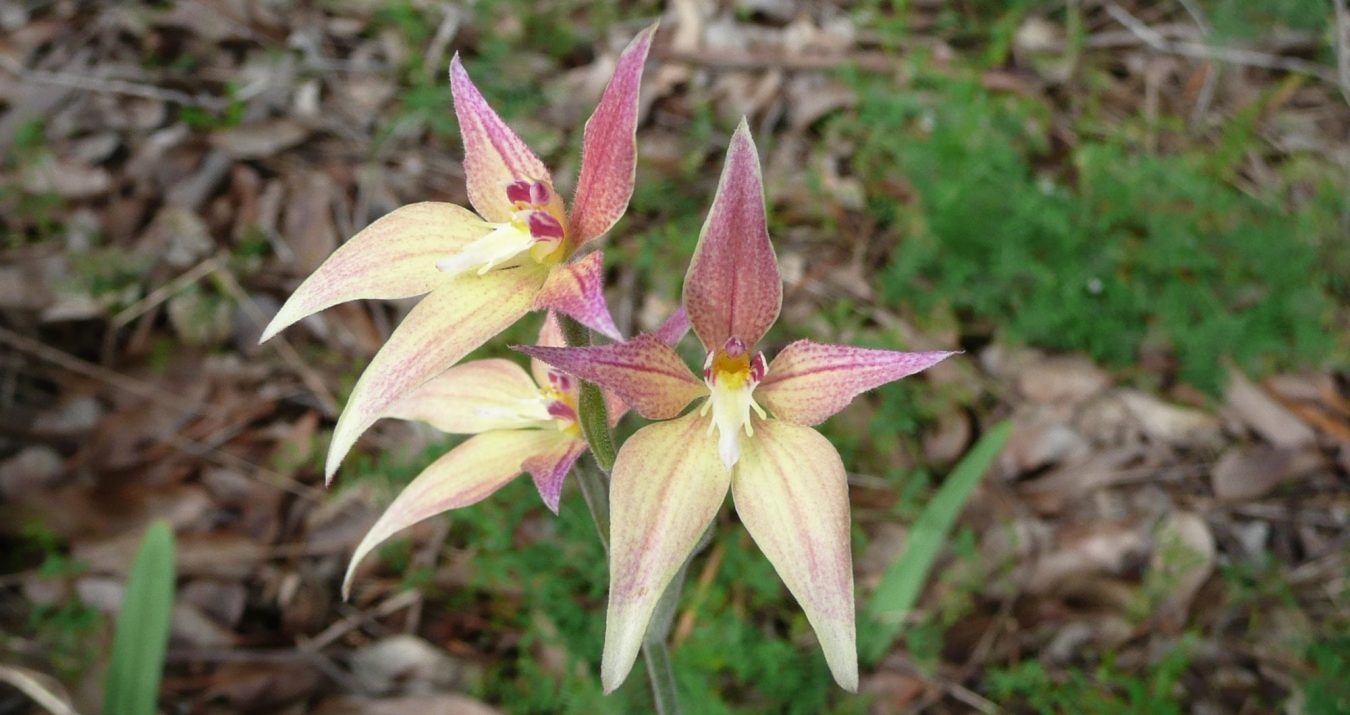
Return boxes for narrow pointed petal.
[652,306,690,348]
[569,23,657,244]
[342,429,565,599]
[731,420,857,691]
[450,55,556,223]
[757,341,959,426]
[683,119,781,351]
[383,358,545,434]
[327,268,545,482]
[530,312,566,387]
[515,336,706,420]
[533,251,621,340]
[260,203,490,342]
[522,436,587,514]
[603,412,727,692]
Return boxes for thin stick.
[0,55,228,110]
[1335,0,1350,105]
[1104,2,1340,84]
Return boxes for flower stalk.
[560,314,683,714]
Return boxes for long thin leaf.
[104,520,176,715]
[860,420,1012,664]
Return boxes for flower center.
[542,368,582,436]
[699,337,768,470]
[437,180,568,277]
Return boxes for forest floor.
[1,1,1348,713]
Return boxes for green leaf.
[104,520,176,715]
[860,420,1012,664]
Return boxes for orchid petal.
[260,203,489,342]
[530,312,567,387]
[683,119,781,351]
[382,358,546,434]
[652,306,691,348]
[569,23,657,244]
[523,436,587,514]
[731,419,857,691]
[533,251,621,340]
[342,428,567,599]
[450,55,558,223]
[602,411,727,692]
[516,336,706,420]
[757,341,958,426]
[327,267,545,482]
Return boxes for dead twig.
[0,324,322,500]
[1335,0,1350,105]
[655,47,900,73]
[0,665,79,715]
[211,263,339,416]
[0,55,229,110]
[1103,2,1341,85]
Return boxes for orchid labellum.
[519,121,957,692]
[259,25,657,482]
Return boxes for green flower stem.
[558,314,683,714]
[558,316,616,470]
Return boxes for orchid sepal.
[756,341,960,426]
[569,22,659,245]
[259,202,490,343]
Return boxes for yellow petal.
[602,411,727,693]
[261,202,490,342]
[326,266,545,481]
[343,429,568,598]
[731,419,857,691]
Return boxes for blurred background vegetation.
[1,0,1347,713]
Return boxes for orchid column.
[521,120,957,693]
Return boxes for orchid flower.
[342,309,689,600]
[518,121,957,693]
[259,25,657,483]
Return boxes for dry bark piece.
[1225,366,1316,448]
[1210,444,1327,501]
[311,695,504,715]
[210,118,311,159]
[349,635,472,695]
[1016,354,1112,406]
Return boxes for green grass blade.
[104,520,176,715]
[860,420,1012,664]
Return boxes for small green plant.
[861,421,1011,663]
[987,641,1195,714]
[105,520,177,715]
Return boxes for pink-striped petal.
[683,119,781,351]
[533,251,621,340]
[523,435,587,514]
[568,23,657,245]
[327,266,547,482]
[731,419,857,691]
[602,411,727,692]
[450,55,560,224]
[757,341,958,426]
[652,306,691,348]
[515,335,706,420]
[342,428,568,598]
[260,203,490,342]
[382,358,546,434]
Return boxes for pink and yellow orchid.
[518,121,956,693]
[343,310,689,600]
[259,25,657,482]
